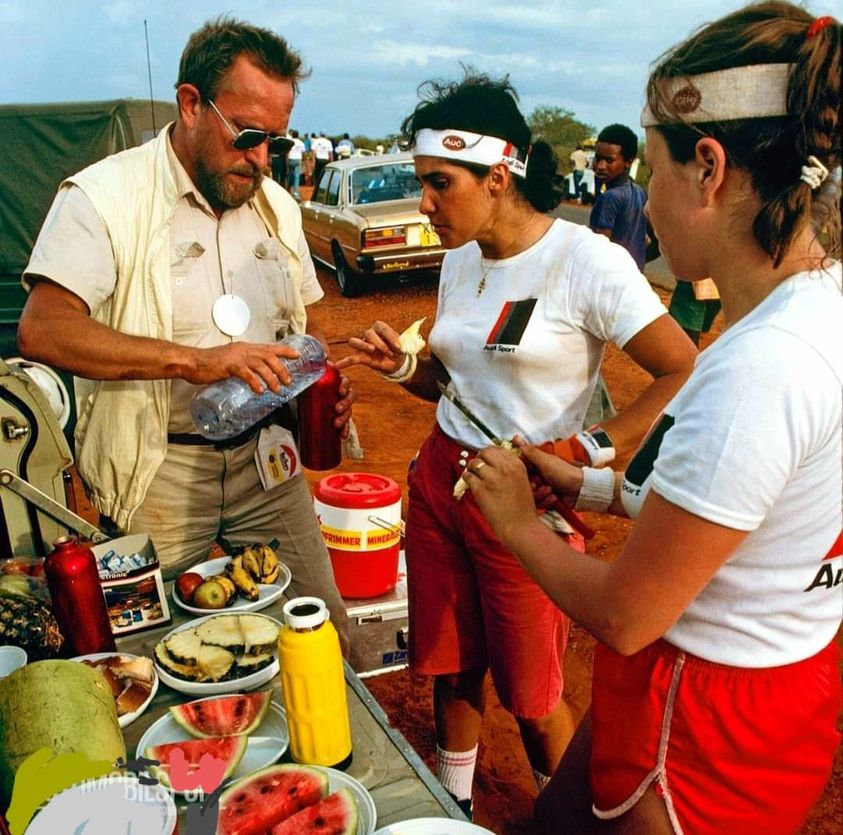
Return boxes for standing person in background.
[285,128,305,198]
[302,131,315,185]
[312,132,333,182]
[464,4,841,832]
[339,71,696,818]
[16,16,353,652]
[569,143,589,202]
[336,133,355,158]
[589,123,649,271]
[667,277,721,346]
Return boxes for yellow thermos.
[278,596,352,768]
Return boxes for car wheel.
[332,242,365,297]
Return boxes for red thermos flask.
[44,535,116,656]
[298,361,343,471]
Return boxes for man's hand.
[183,341,303,393]
[333,372,356,437]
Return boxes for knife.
[436,381,505,446]
[436,381,594,539]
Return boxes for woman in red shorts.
[464,3,841,833]
[339,73,696,814]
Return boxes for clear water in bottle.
[190,334,326,440]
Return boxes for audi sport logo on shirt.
[442,135,466,151]
[804,529,843,592]
[483,299,537,354]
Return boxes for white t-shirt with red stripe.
[429,218,666,449]
[622,263,843,667]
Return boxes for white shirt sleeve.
[566,233,666,349]
[297,226,324,306]
[651,328,834,530]
[23,184,117,314]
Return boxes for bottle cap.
[283,596,328,629]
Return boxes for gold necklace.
[477,257,497,297]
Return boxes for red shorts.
[591,638,842,834]
[405,425,585,718]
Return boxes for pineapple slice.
[195,614,246,650]
[235,653,274,675]
[197,643,236,681]
[238,615,279,654]
[165,628,202,664]
[154,642,202,682]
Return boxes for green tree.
[527,106,595,173]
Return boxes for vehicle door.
[301,167,341,263]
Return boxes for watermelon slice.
[145,735,247,793]
[270,789,359,834]
[169,690,273,738]
[218,763,329,835]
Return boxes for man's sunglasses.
[207,99,293,155]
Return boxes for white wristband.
[575,426,616,466]
[381,352,417,383]
[574,466,616,514]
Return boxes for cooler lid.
[315,472,401,508]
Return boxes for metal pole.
[144,19,157,134]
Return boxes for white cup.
[0,646,28,677]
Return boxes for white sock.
[436,744,478,801]
[533,768,551,792]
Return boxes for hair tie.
[800,155,829,190]
[806,16,835,38]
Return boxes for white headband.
[412,128,529,178]
[641,63,794,127]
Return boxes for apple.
[191,579,228,610]
[175,571,204,604]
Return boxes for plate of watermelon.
[216,763,377,834]
[135,690,289,794]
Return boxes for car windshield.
[350,162,420,205]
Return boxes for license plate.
[419,224,440,247]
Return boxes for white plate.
[373,820,496,835]
[153,612,280,696]
[24,776,177,834]
[172,555,291,616]
[72,651,159,728]
[136,696,289,793]
[321,767,378,835]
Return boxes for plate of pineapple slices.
[153,612,281,696]
[173,544,292,617]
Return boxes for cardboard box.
[344,552,408,678]
[92,533,171,636]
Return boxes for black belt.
[167,423,261,451]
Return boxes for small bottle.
[298,361,342,471]
[44,535,117,656]
[190,334,326,441]
[278,597,352,769]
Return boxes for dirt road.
[306,258,841,834]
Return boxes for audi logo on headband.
[672,84,702,115]
[442,135,466,151]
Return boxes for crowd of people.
[16,3,841,834]
[270,129,362,197]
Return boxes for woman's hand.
[336,320,407,375]
[464,446,539,544]
[333,372,356,436]
[515,437,585,499]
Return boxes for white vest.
[67,125,309,530]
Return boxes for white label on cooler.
[314,499,401,552]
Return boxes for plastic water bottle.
[190,334,326,441]
[278,597,352,769]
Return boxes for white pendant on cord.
[212,293,251,336]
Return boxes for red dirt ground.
[308,264,841,835]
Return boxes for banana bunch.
[225,555,260,601]
[234,543,281,585]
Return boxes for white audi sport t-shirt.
[621,263,843,667]
[429,218,666,449]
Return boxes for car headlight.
[362,227,407,248]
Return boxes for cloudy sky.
[0,0,836,140]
